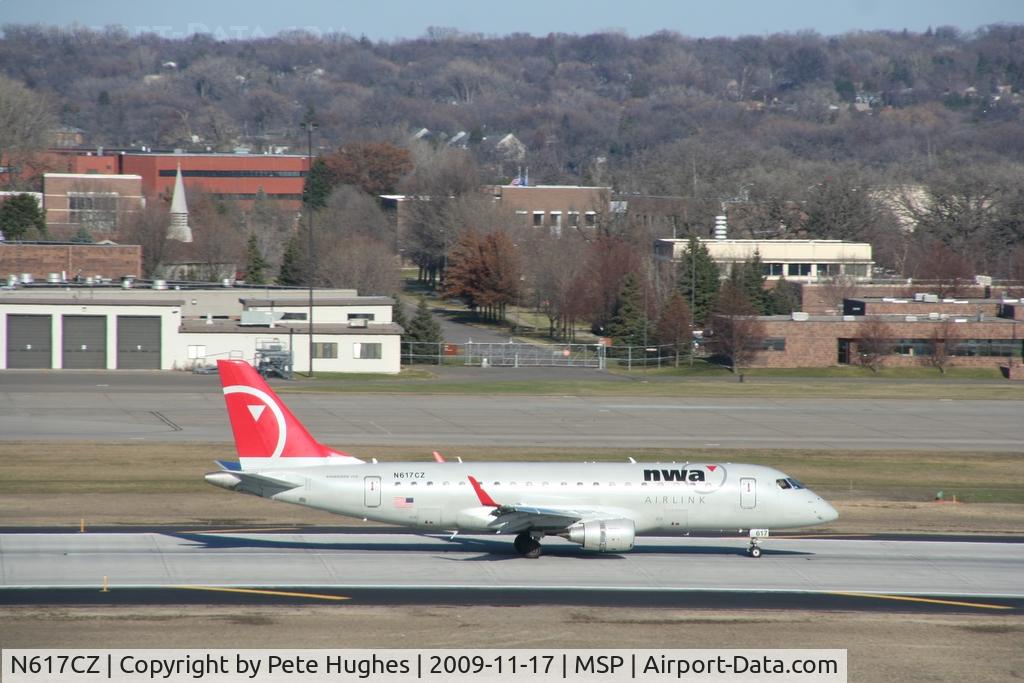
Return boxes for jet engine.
[565,519,635,552]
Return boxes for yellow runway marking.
[174,586,350,601]
[830,591,1012,610]
[177,527,301,534]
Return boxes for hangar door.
[62,315,107,369]
[6,314,53,368]
[117,316,161,369]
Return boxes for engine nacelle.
[566,518,635,552]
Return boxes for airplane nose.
[816,498,839,523]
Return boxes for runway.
[1,373,1022,451]
[1,532,1021,613]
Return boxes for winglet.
[432,450,446,463]
[468,475,499,507]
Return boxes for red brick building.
[0,243,142,280]
[488,185,611,233]
[119,153,308,208]
[733,300,1024,371]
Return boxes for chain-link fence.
[401,341,699,369]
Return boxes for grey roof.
[0,297,185,307]
[240,297,394,307]
[180,320,403,335]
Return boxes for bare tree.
[710,277,766,379]
[0,74,57,190]
[924,319,959,375]
[906,239,974,298]
[655,290,693,367]
[856,318,893,373]
[317,233,399,296]
[119,200,170,278]
[821,274,859,314]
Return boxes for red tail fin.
[217,359,363,468]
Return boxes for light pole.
[689,237,696,368]
[301,118,318,377]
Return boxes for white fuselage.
[250,461,837,534]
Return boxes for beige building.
[43,173,145,237]
[656,238,874,282]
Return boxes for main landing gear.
[514,532,542,558]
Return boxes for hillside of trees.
[2,23,1024,344]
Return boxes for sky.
[1,0,1022,41]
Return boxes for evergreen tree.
[70,225,93,243]
[0,193,46,240]
[277,232,304,286]
[737,251,768,314]
[406,296,443,361]
[676,236,719,327]
[302,156,334,211]
[244,233,269,284]
[766,277,801,315]
[392,295,410,338]
[606,272,650,346]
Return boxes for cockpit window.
[787,478,805,489]
[776,478,791,490]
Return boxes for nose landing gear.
[746,528,769,558]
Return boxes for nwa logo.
[642,464,726,493]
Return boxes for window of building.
[532,211,545,227]
[892,339,934,356]
[949,339,1023,357]
[550,211,562,228]
[762,263,784,277]
[845,264,869,277]
[584,211,597,227]
[313,342,337,359]
[568,211,580,227]
[281,312,307,320]
[353,342,382,359]
[158,169,305,178]
[347,313,375,321]
[68,192,119,229]
[515,210,529,226]
[787,263,812,277]
[818,263,842,277]
[762,337,786,351]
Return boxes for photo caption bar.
[2,648,846,682]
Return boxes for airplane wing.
[467,475,625,534]
[485,504,586,533]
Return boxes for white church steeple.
[168,163,192,242]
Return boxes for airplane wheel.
[514,533,542,558]
[749,546,762,558]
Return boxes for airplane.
[205,359,839,558]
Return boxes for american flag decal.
[393,496,415,508]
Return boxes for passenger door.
[740,477,756,509]
[364,476,381,508]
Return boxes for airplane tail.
[217,359,364,470]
